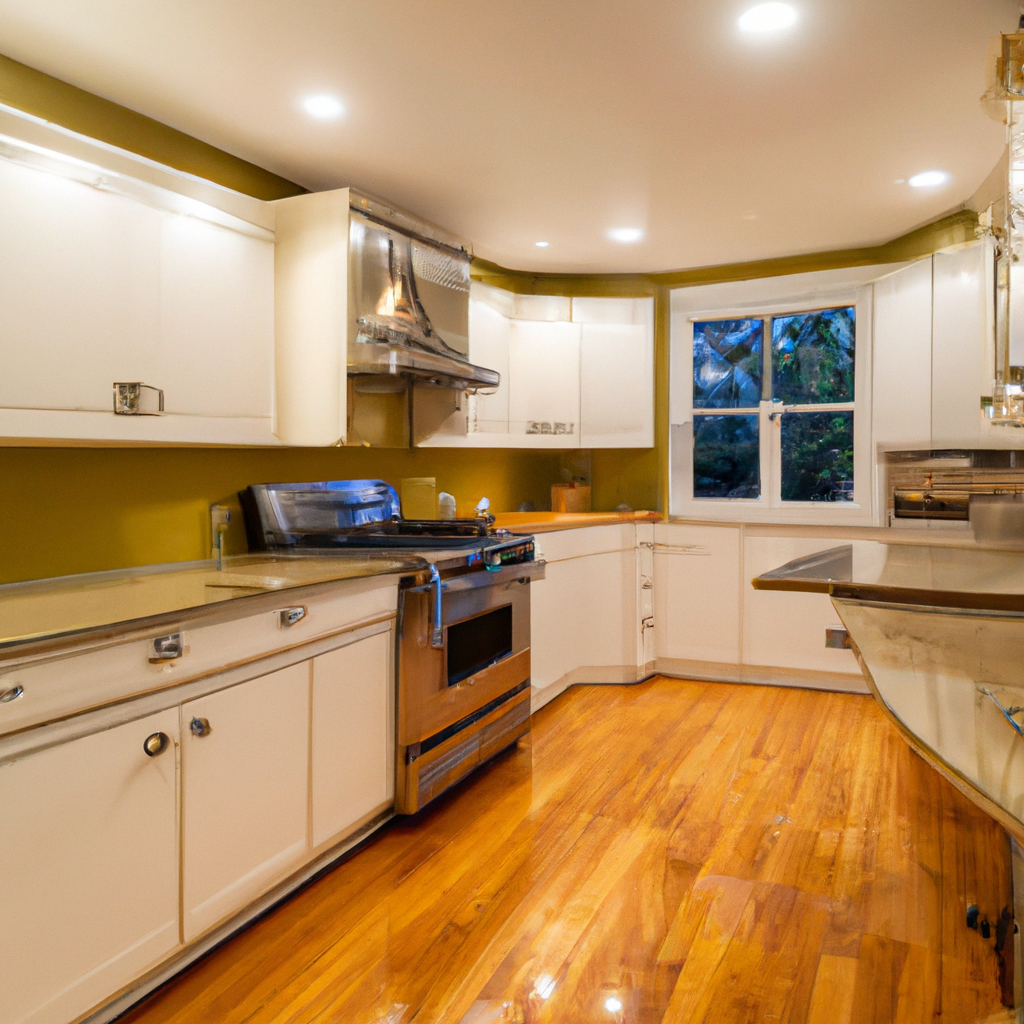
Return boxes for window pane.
[781,411,854,502]
[693,319,763,408]
[772,307,855,405]
[693,414,760,498]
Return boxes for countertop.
[753,541,1024,612]
[0,552,426,652]
[495,510,660,533]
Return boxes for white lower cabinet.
[0,709,179,1024]
[311,630,394,848]
[531,526,640,706]
[181,662,310,942]
[653,523,742,668]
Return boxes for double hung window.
[667,272,875,528]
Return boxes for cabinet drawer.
[0,577,398,736]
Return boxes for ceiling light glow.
[302,94,344,120]
[608,227,643,243]
[535,241,550,247]
[605,996,624,1012]
[738,2,798,33]
[908,170,949,188]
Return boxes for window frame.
[670,276,874,526]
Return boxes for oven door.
[397,561,542,749]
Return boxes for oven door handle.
[442,559,546,592]
[429,564,445,649]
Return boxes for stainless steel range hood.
[348,191,499,390]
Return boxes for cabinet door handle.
[143,731,170,757]
[0,684,24,703]
[190,717,212,738]
[150,633,185,663]
[279,607,307,628]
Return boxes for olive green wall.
[0,54,981,584]
[0,446,567,585]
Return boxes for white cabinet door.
[873,258,933,450]
[932,241,992,447]
[653,523,742,668]
[507,320,581,443]
[181,662,309,942]
[742,535,862,678]
[467,296,510,435]
[575,297,655,448]
[311,630,394,849]
[0,709,179,1024]
[531,526,639,706]
[0,151,277,444]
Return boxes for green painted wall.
[0,446,571,585]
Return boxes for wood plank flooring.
[123,678,1015,1024]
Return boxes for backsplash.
[0,444,658,585]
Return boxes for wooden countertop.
[493,510,661,533]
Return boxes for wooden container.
[551,483,591,513]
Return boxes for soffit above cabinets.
[0,0,1012,274]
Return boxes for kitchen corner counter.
[752,540,1024,613]
[493,510,660,533]
[0,552,426,654]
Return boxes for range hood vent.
[348,193,498,391]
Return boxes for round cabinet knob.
[190,716,212,738]
[143,731,170,757]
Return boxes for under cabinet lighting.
[908,170,950,188]
[738,3,798,33]
[535,240,550,247]
[608,227,643,243]
[302,94,345,120]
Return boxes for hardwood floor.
[123,678,1014,1024]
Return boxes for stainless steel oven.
[395,554,543,813]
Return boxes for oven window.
[446,605,513,686]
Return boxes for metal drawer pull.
[279,607,307,628]
[150,633,184,663]
[143,731,170,757]
[190,717,212,738]
[0,684,24,704]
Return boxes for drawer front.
[0,578,397,736]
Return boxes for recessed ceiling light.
[605,996,624,1013]
[302,94,344,120]
[608,227,643,243]
[738,2,798,33]
[535,241,550,247]
[908,170,949,188]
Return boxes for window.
[670,271,873,523]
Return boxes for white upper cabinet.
[0,136,277,445]
[932,240,994,447]
[432,285,654,448]
[575,297,654,448]
[872,259,933,451]
[507,320,582,441]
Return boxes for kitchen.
[1,2,1022,1022]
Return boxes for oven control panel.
[475,536,535,569]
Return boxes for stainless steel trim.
[429,564,444,649]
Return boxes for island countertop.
[0,552,428,654]
[753,540,1024,613]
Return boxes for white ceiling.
[0,0,1014,273]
